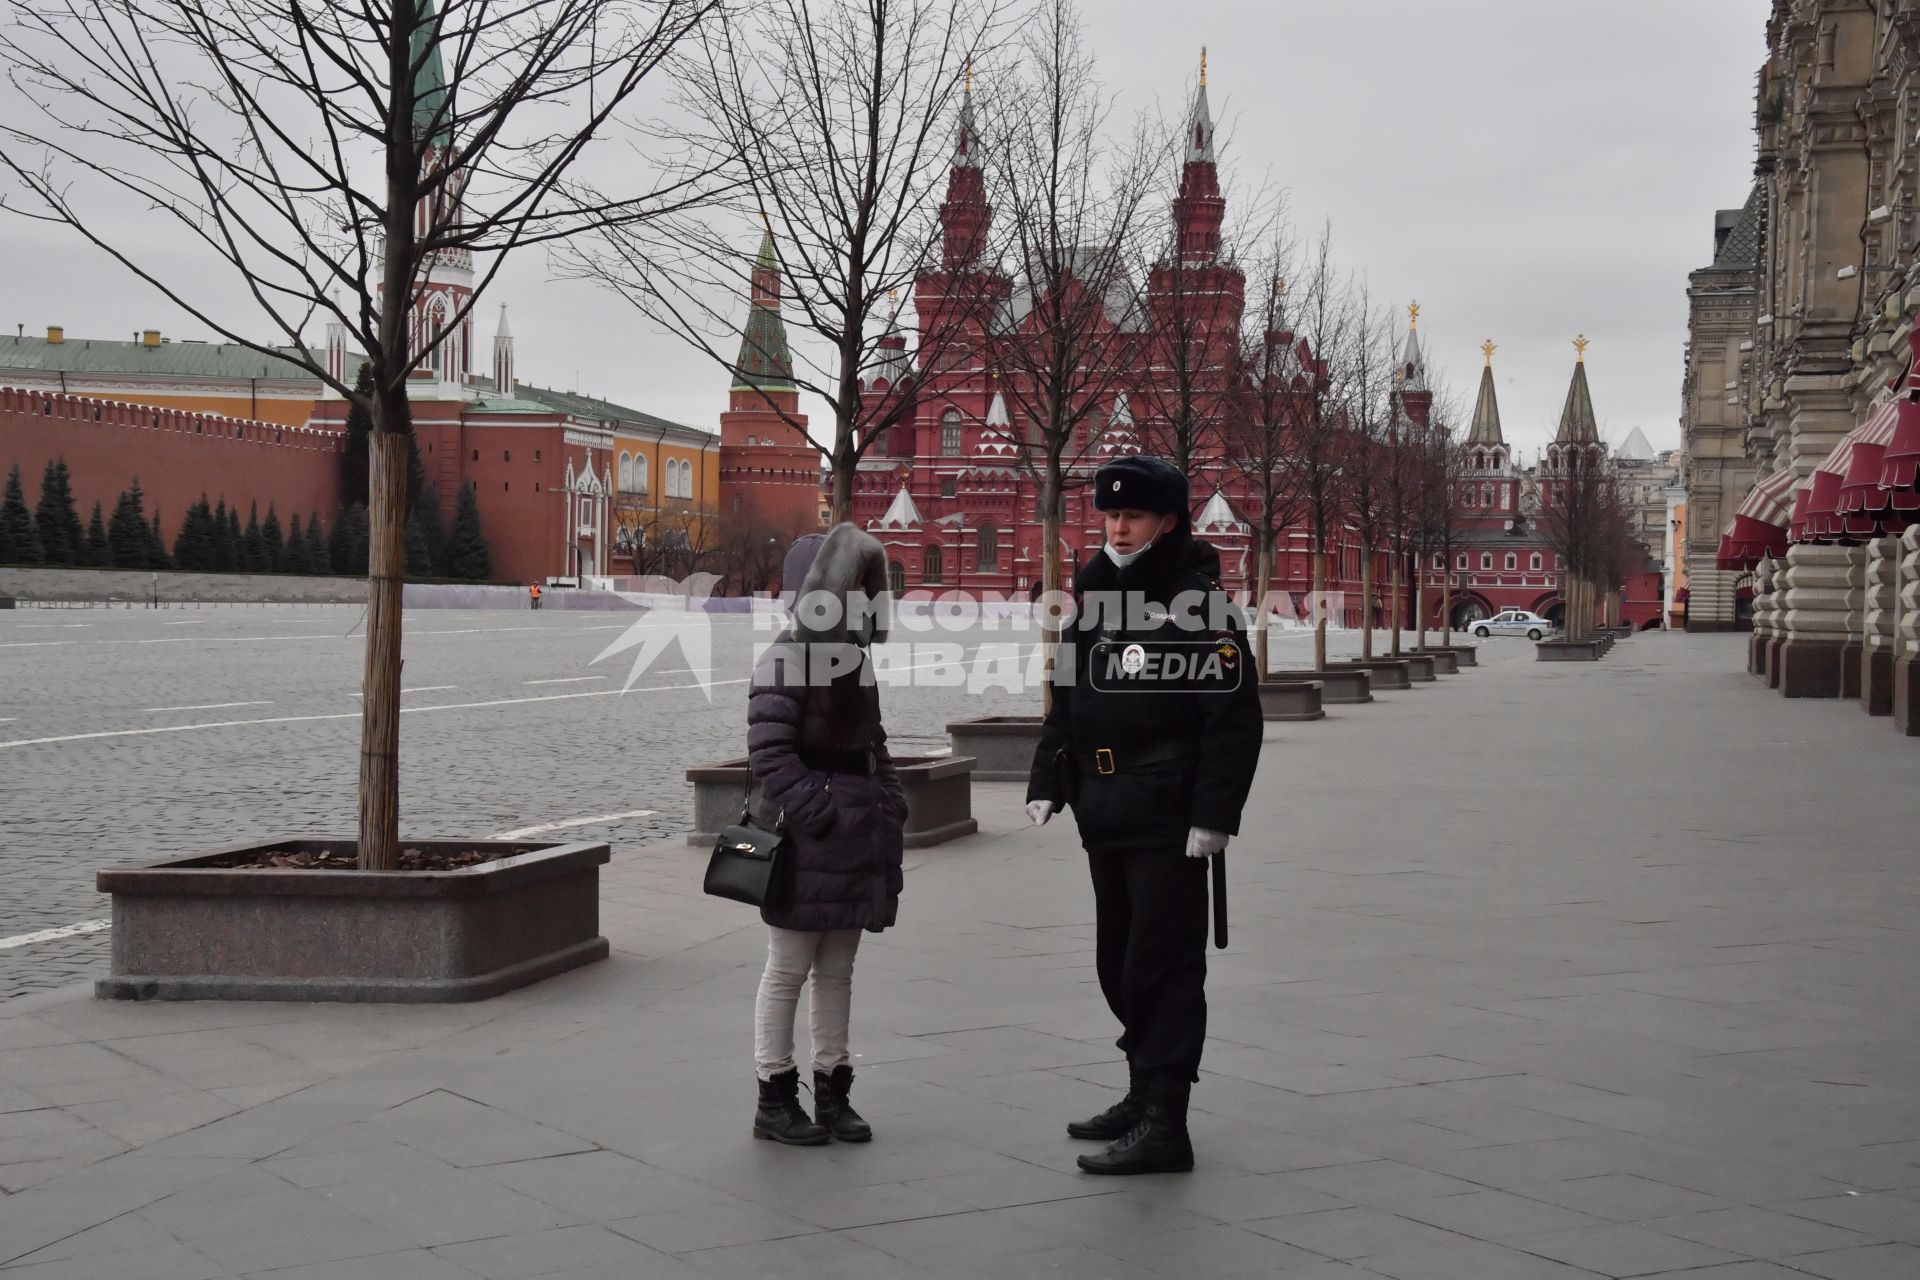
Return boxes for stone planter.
[687,754,977,849]
[96,839,610,1003]
[1331,658,1413,689]
[1420,650,1460,675]
[946,714,1045,782]
[1423,646,1478,667]
[1537,639,1602,661]
[1268,668,1373,702]
[1256,681,1324,721]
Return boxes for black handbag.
[704,788,788,906]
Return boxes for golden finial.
[1199,47,1207,88]
[1481,338,1496,366]
[1407,301,1420,330]
[965,60,972,94]
[1272,274,1286,297]
[1573,333,1589,362]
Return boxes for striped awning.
[1715,467,1798,570]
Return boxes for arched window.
[1480,553,1493,571]
[1456,553,1469,570]
[1481,484,1494,508]
[923,544,944,584]
[681,459,695,498]
[941,409,962,456]
[889,561,906,594]
[618,453,632,491]
[1464,488,1476,508]
[1504,553,1517,571]
[978,523,999,570]
[1432,553,1444,570]
[634,455,648,495]
[1530,552,1542,571]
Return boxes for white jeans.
[754,925,861,1082]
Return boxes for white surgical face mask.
[1103,532,1157,568]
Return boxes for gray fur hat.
[785,523,891,644]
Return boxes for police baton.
[1210,849,1227,949]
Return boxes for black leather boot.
[753,1069,829,1146]
[1076,1078,1194,1175]
[813,1065,873,1143]
[1067,1070,1144,1141]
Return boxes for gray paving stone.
[0,633,1917,1277]
[1787,1243,1920,1279]
[1642,1205,1881,1258]
[434,1223,690,1276]
[1242,1205,1466,1259]
[1508,1222,1746,1275]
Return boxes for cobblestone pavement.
[1,632,1916,1280]
[1,603,1380,999]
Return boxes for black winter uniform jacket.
[1024,531,1263,854]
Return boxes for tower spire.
[1556,340,1600,444]
[1173,49,1223,262]
[733,228,794,393]
[938,62,990,268]
[1468,343,1504,447]
[1399,301,1426,392]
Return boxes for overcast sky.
[5,0,1766,463]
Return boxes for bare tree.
[569,0,1010,523]
[974,0,1156,688]
[1223,265,1307,679]
[1339,293,1396,660]
[1283,228,1358,672]
[1,0,714,867]
[1540,445,1613,641]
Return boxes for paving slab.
[0,633,1916,1277]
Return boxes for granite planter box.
[1268,668,1372,702]
[1420,645,1478,667]
[687,754,978,849]
[946,714,1045,782]
[1537,639,1603,661]
[1330,658,1414,689]
[1257,680,1324,721]
[96,839,610,1003]
[1419,649,1459,675]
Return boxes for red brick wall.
[0,386,343,538]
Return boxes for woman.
[746,523,907,1146]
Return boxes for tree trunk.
[1253,534,1273,682]
[1441,559,1454,646]
[1040,471,1063,716]
[1414,544,1428,651]
[357,425,410,871]
[829,444,854,525]
[1389,549,1403,655]
[1311,537,1327,671]
[1359,545,1374,660]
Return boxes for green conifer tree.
[110,481,155,568]
[208,498,233,571]
[305,510,332,575]
[34,458,83,565]
[148,507,169,569]
[346,502,371,576]
[446,484,493,580]
[412,484,447,574]
[344,363,375,507]
[280,513,313,573]
[83,501,110,567]
[242,501,266,572]
[227,506,243,570]
[261,505,285,571]
[0,463,40,565]
[173,497,216,571]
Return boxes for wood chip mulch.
[212,848,507,871]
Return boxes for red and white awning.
[1716,467,1797,571]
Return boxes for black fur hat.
[1093,456,1190,525]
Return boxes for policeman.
[1026,455,1263,1175]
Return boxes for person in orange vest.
[529,583,542,611]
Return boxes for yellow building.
[2,327,328,428]
[607,415,722,575]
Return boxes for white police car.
[1472,610,1555,640]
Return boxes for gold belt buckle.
[1094,748,1115,775]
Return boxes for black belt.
[803,748,879,776]
[1081,741,1198,776]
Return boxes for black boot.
[813,1065,873,1143]
[753,1069,829,1146]
[1076,1079,1194,1175]
[1067,1071,1144,1141]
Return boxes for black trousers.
[1086,840,1209,1085]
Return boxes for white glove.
[1026,800,1055,826]
[1185,827,1228,859]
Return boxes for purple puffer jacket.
[747,524,906,933]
